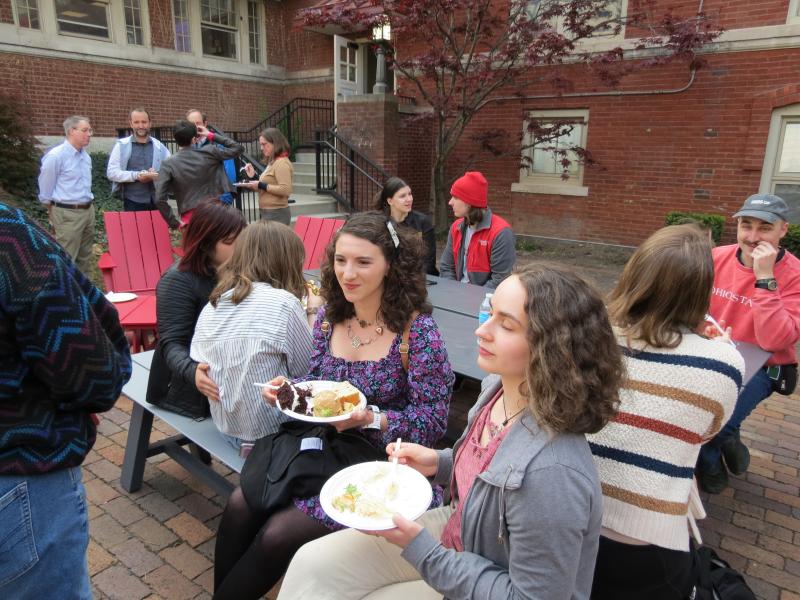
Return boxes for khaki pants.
[50,205,95,275]
[277,506,451,600]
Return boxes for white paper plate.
[320,462,433,530]
[280,380,367,423]
[106,292,138,303]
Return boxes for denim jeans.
[698,368,774,469]
[123,198,156,212]
[0,466,91,599]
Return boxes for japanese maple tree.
[300,0,721,224]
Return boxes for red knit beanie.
[450,171,488,208]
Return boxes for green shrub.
[89,151,123,245]
[0,92,40,199]
[665,211,726,244]
[785,224,800,258]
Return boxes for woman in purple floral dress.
[213,212,454,600]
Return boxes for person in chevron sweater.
[0,203,132,599]
[587,224,744,600]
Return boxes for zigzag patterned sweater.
[587,331,744,551]
[0,203,131,474]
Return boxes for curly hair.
[517,263,623,434]
[321,211,432,333]
[607,224,714,349]
[209,221,306,307]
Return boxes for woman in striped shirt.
[190,220,320,448]
[588,224,745,599]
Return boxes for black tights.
[213,487,330,600]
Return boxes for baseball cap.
[733,193,790,224]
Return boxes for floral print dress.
[293,307,454,530]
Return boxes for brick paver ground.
[87,387,800,599]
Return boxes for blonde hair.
[210,221,306,307]
[607,224,714,348]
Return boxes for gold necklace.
[346,318,385,348]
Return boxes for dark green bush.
[0,92,40,199]
[784,224,800,258]
[665,211,726,244]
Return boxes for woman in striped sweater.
[588,224,745,599]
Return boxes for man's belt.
[52,202,92,209]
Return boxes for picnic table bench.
[120,350,243,497]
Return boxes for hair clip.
[386,221,400,248]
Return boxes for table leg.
[190,444,213,465]
[121,402,154,492]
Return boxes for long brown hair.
[607,224,713,348]
[517,263,622,434]
[321,211,431,333]
[179,200,247,277]
[209,220,306,307]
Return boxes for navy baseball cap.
[733,193,790,224]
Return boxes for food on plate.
[277,380,362,418]
[331,476,399,519]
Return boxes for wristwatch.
[755,278,778,291]
[363,405,382,430]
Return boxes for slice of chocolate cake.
[276,381,312,414]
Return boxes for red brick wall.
[0,53,283,136]
[444,48,800,246]
[398,111,434,215]
[281,0,332,72]
[0,0,13,24]
[627,0,790,36]
[147,0,174,50]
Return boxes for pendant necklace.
[488,394,525,439]
[347,316,385,348]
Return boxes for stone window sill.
[511,181,589,197]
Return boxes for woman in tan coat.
[240,127,293,225]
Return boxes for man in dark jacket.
[154,119,243,229]
[0,203,131,597]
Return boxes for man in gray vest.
[107,108,170,211]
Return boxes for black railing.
[232,98,334,163]
[313,128,389,213]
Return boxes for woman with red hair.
[146,199,247,417]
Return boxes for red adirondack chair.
[98,210,181,295]
[294,215,346,269]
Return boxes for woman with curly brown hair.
[277,262,624,600]
[588,224,744,600]
[212,211,454,600]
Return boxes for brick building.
[2,0,800,244]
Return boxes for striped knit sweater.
[0,203,132,474]
[587,330,744,551]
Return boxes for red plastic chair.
[294,215,345,269]
[98,211,180,295]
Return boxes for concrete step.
[290,195,340,217]
[294,152,336,169]
[293,182,318,195]
[293,172,317,186]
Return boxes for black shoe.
[721,433,750,476]
[697,458,729,494]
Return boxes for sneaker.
[697,458,729,494]
[721,433,750,476]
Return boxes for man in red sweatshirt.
[697,194,800,493]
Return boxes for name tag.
[301,438,324,452]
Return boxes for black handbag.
[691,545,756,600]
[239,420,385,514]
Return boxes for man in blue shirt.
[107,108,171,211]
[38,115,95,274]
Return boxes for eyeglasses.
[73,127,94,135]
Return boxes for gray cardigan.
[401,375,603,600]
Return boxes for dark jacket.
[0,203,131,474]
[154,132,243,229]
[398,210,439,276]
[439,208,515,289]
[146,264,214,418]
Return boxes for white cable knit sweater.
[587,330,744,551]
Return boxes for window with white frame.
[55,0,110,39]
[172,0,191,53]
[201,0,238,59]
[524,0,625,37]
[763,110,800,221]
[13,0,40,29]
[247,0,261,64]
[513,109,590,196]
[124,0,144,45]
[789,0,800,23]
